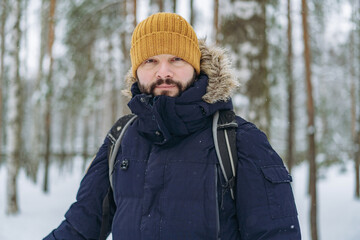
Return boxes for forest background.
[0,0,360,240]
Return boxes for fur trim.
[122,39,238,103]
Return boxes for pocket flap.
[261,165,292,183]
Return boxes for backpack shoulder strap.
[106,114,138,189]
[99,114,137,240]
[212,110,238,200]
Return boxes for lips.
[155,84,175,89]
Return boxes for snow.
[0,159,84,240]
[293,163,360,240]
[1,157,360,240]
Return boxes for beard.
[138,72,197,97]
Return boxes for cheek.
[179,65,195,82]
[137,69,152,86]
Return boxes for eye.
[172,57,183,62]
[143,58,156,64]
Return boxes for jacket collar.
[128,75,233,145]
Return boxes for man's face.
[137,54,196,97]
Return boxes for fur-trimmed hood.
[122,39,238,104]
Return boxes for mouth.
[155,84,176,89]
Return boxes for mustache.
[149,78,182,93]
[154,78,178,85]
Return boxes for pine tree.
[220,0,271,136]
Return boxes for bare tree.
[351,0,360,199]
[351,36,356,142]
[350,16,358,199]
[350,0,360,199]
[301,0,318,239]
[82,114,90,170]
[286,0,295,174]
[110,37,117,124]
[43,0,56,193]
[6,0,23,215]
[32,0,48,171]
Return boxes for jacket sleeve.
[235,119,301,240]
[43,137,114,240]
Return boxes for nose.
[156,62,173,79]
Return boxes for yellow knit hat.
[130,12,201,77]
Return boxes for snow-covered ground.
[1,157,360,240]
[293,162,360,240]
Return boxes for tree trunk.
[0,0,8,162]
[60,109,68,157]
[6,0,23,215]
[301,0,318,239]
[133,0,137,27]
[351,32,356,142]
[355,130,360,198]
[119,0,132,116]
[351,0,360,199]
[94,103,102,149]
[70,109,77,156]
[350,26,359,199]
[172,0,176,12]
[355,48,360,199]
[32,0,48,169]
[109,38,117,123]
[158,0,164,12]
[43,0,56,193]
[213,0,219,44]
[82,114,90,171]
[286,0,295,174]
[251,1,270,137]
[190,0,194,26]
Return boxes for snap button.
[120,159,129,170]
[155,131,161,136]
[140,97,146,103]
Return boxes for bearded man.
[44,12,301,240]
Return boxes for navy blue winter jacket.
[44,42,301,240]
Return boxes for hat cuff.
[131,31,201,77]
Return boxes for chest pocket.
[260,165,298,219]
